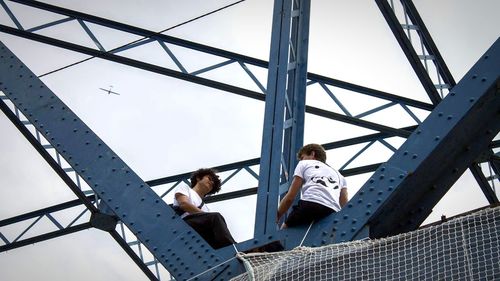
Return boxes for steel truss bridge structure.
[0,0,499,280]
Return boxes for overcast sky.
[0,0,499,280]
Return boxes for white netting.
[233,206,500,281]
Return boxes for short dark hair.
[190,168,221,195]
[297,143,327,163]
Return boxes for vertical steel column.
[254,0,311,237]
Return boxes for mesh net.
[233,206,500,281]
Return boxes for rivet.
[447,115,453,120]
[435,136,440,141]
[438,112,443,117]
[366,203,372,208]
[412,154,418,159]
[472,74,477,79]
[481,77,487,82]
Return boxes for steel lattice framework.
[0,0,499,280]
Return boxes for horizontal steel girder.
[0,0,434,110]
[0,24,415,138]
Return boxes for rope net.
[233,206,500,281]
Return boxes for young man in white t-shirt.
[173,168,235,249]
[277,144,348,228]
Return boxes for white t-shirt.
[173,184,210,218]
[294,159,347,212]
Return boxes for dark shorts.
[183,212,236,249]
[285,200,335,227]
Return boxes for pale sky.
[0,0,499,280]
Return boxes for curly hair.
[297,143,327,163]
[190,168,221,195]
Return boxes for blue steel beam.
[0,0,435,132]
[375,0,442,104]
[254,0,311,237]
[0,222,92,252]
[2,122,413,229]
[1,124,404,241]
[398,0,456,88]
[376,0,499,204]
[0,98,98,212]
[288,38,500,247]
[0,0,432,111]
[0,41,242,281]
[469,164,499,204]
[1,97,162,279]
[0,24,414,139]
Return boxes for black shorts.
[183,212,236,249]
[285,200,335,227]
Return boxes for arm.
[277,176,303,221]
[339,188,348,208]
[175,193,204,214]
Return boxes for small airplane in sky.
[99,86,120,95]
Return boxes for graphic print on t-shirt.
[310,165,339,189]
[310,176,338,189]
